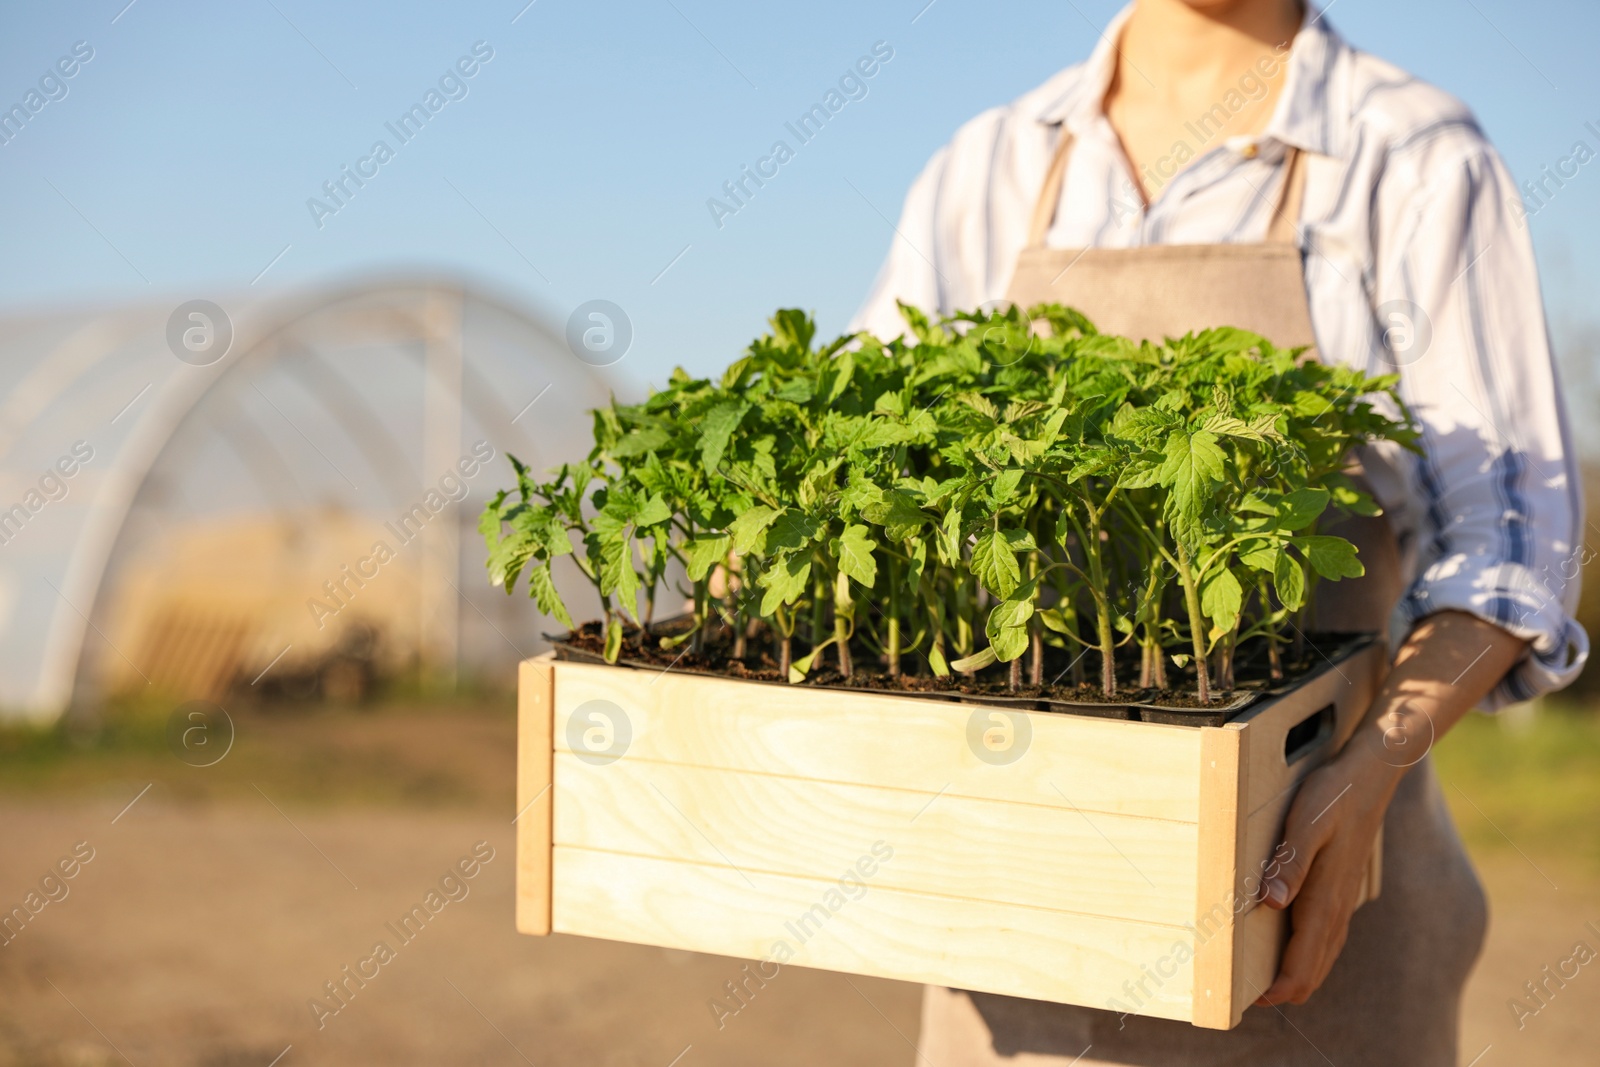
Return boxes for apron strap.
[1024,130,1309,249]
[1024,131,1077,250]
[1265,143,1308,244]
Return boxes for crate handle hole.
[1284,703,1336,764]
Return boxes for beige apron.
[918,135,1488,1066]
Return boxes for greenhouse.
[0,277,611,721]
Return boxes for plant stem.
[887,557,902,677]
[955,577,973,657]
[811,570,827,657]
[731,583,747,662]
[833,571,854,679]
[1096,606,1117,696]
[775,605,792,677]
[1027,551,1043,686]
[1083,511,1116,697]
[1261,580,1284,682]
[1008,656,1022,694]
[1175,542,1212,704]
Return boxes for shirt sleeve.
[1377,140,1589,709]
[847,144,951,340]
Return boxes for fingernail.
[1266,878,1289,907]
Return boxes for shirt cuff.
[1389,559,1591,711]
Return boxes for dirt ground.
[0,701,1595,1066]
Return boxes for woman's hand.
[1254,746,1399,1005]
[1255,610,1529,1008]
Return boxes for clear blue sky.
[2,0,1597,401]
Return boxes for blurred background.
[0,1,1596,1064]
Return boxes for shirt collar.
[1034,3,1344,158]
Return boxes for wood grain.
[1190,722,1249,1029]
[515,654,556,935]
[552,662,1205,822]
[551,845,1197,1022]
[552,753,1199,925]
[1237,641,1386,820]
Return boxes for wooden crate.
[514,644,1385,1030]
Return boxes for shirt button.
[1239,142,1260,160]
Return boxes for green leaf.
[1200,566,1243,632]
[1001,529,1037,551]
[768,510,820,551]
[685,535,730,582]
[598,538,641,619]
[992,468,1024,502]
[1299,535,1364,580]
[985,580,1038,662]
[1159,429,1226,544]
[1116,462,1163,490]
[634,493,673,528]
[788,644,830,684]
[939,505,965,563]
[527,565,574,629]
[834,524,879,588]
[1328,474,1383,517]
[1276,488,1330,531]
[759,554,811,615]
[774,377,815,404]
[1237,538,1279,571]
[728,505,780,553]
[951,647,998,673]
[927,643,950,677]
[1274,549,1306,612]
[699,400,751,473]
[1038,608,1072,635]
[603,617,624,664]
[862,489,927,542]
[971,530,1022,597]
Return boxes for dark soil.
[551,618,1374,725]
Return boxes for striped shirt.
[851,6,1587,708]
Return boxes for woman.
[853,1,1588,1063]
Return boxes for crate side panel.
[516,655,556,936]
[553,753,1199,926]
[551,845,1196,1022]
[1231,796,1385,1009]
[553,663,1203,822]
[1238,642,1387,818]
[1190,724,1247,1029]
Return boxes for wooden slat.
[1237,642,1386,819]
[1190,722,1248,1029]
[1229,771,1387,1012]
[552,662,1204,822]
[552,753,1198,925]
[515,655,556,935]
[551,846,1196,1022]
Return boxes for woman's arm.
[1255,609,1528,1006]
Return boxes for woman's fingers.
[1254,764,1373,1006]
[1262,777,1337,910]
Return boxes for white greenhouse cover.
[0,277,617,721]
